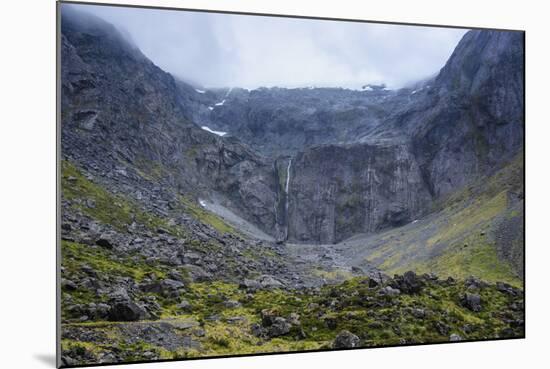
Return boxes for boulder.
[95,234,114,249]
[239,278,262,291]
[182,252,202,264]
[434,321,450,336]
[379,286,401,297]
[61,278,78,291]
[411,308,426,319]
[176,299,192,312]
[496,282,519,296]
[250,323,265,337]
[258,275,284,289]
[449,333,463,342]
[460,293,482,312]
[332,330,361,349]
[184,264,212,282]
[268,317,291,337]
[223,300,241,309]
[261,308,279,327]
[140,279,185,298]
[394,271,424,294]
[108,299,146,321]
[288,312,301,326]
[465,276,488,290]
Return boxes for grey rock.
[379,286,401,297]
[223,300,241,309]
[496,282,519,296]
[393,271,424,294]
[411,308,426,319]
[62,279,78,291]
[261,309,278,327]
[258,275,284,289]
[268,317,291,337]
[108,299,146,321]
[449,333,463,342]
[332,330,361,349]
[140,279,185,298]
[226,316,247,324]
[250,323,265,337]
[95,234,114,249]
[465,276,489,290]
[239,278,262,291]
[461,293,482,312]
[183,264,212,282]
[176,299,192,312]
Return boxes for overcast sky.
[65,3,467,90]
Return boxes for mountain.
[61,6,524,249]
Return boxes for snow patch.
[208,106,214,111]
[199,199,207,207]
[195,89,206,94]
[214,99,226,106]
[201,126,227,137]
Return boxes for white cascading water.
[285,159,292,216]
[284,159,292,240]
[285,159,292,194]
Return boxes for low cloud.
[64,3,467,89]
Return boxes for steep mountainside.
[393,30,524,198]
[61,8,280,237]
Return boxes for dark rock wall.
[288,141,432,243]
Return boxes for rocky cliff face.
[388,30,524,197]
[61,7,524,245]
[287,140,431,243]
[199,87,393,157]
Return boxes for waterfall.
[284,159,292,241]
[285,159,292,194]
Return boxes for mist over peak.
[62,3,467,90]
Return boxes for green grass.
[62,160,183,236]
[409,243,521,287]
[62,241,168,282]
[362,154,523,287]
[426,190,507,249]
[62,275,524,365]
[178,196,237,235]
[312,268,354,282]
